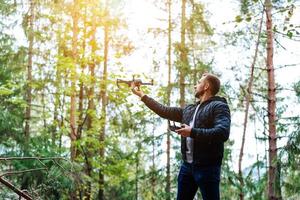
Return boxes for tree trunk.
[41,86,47,129]
[78,74,84,137]
[53,58,60,146]
[151,123,156,200]
[53,95,58,146]
[135,148,140,200]
[78,58,85,137]
[190,1,198,87]
[84,7,97,199]
[179,0,187,108]
[265,0,278,199]
[78,6,87,140]
[87,13,96,131]
[24,0,35,150]
[98,9,109,200]
[22,0,35,191]
[55,35,64,149]
[166,0,172,199]
[238,11,264,200]
[70,0,79,161]
[60,69,67,151]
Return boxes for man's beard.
[194,90,204,98]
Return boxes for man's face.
[194,76,209,98]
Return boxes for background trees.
[0,0,299,199]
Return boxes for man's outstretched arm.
[131,83,183,122]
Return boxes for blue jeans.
[177,162,221,200]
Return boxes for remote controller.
[168,121,183,132]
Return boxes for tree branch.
[0,157,69,162]
[0,177,32,200]
[0,168,47,177]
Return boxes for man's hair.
[203,73,220,95]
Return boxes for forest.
[0,0,299,199]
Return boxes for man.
[131,73,231,200]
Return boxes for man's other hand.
[176,124,192,137]
[131,82,145,98]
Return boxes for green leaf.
[287,31,293,39]
[245,16,252,22]
[0,87,13,96]
[235,15,243,23]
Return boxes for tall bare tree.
[70,0,79,161]
[238,11,264,200]
[265,0,279,199]
[78,5,87,143]
[98,6,109,200]
[179,0,187,108]
[166,0,172,199]
[83,4,97,200]
[151,121,156,200]
[24,0,35,149]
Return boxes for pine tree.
[24,0,35,151]
[264,0,278,199]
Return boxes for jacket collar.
[195,96,228,105]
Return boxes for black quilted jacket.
[141,95,231,167]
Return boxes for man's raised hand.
[131,82,145,98]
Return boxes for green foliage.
[0,5,26,143]
[0,0,17,16]
[244,161,268,199]
[235,15,243,23]
[240,0,250,14]
[220,140,240,200]
[280,84,300,198]
[187,2,213,35]
[0,0,299,199]
[294,80,300,100]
